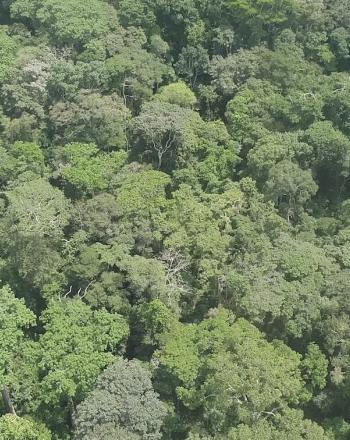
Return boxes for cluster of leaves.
[1,0,350,439]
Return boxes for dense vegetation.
[1,0,350,438]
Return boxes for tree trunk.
[2,386,16,415]
[157,151,163,169]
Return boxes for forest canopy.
[1,0,350,439]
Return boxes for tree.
[212,26,236,55]
[49,91,130,150]
[225,79,281,149]
[209,47,264,100]
[228,409,331,440]
[224,0,301,43]
[73,359,167,439]
[35,299,129,433]
[0,286,36,394]
[138,299,177,348]
[302,343,328,392]
[110,167,171,252]
[174,119,239,191]
[8,142,46,178]
[304,121,350,196]
[106,44,174,110]
[323,73,350,135]
[115,0,156,32]
[0,141,46,189]
[114,168,170,219]
[10,0,121,47]
[45,58,99,102]
[132,101,195,169]
[0,26,18,85]
[0,178,72,298]
[153,81,197,108]
[154,309,310,435]
[264,160,318,221]
[53,143,127,195]
[77,423,141,440]
[260,31,322,93]
[247,132,313,184]
[120,254,180,308]
[175,45,209,87]
[0,415,51,440]
[148,0,201,49]
[225,0,299,25]
[3,178,71,237]
[71,193,121,244]
[0,50,51,145]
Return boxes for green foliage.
[49,92,130,149]
[114,169,170,218]
[155,310,310,435]
[11,0,120,46]
[0,142,46,188]
[116,0,156,31]
[228,409,331,440]
[75,423,141,440]
[247,132,313,183]
[71,194,121,244]
[0,285,35,388]
[0,27,18,85]
[265,160,318,219]
[302,343,328,391]
[225,79,279,147]
[4,178,71,237]
[9,142,45,176]
[225,0,300,25]
[139,299,177,346]
[73,359,167,439]
[132,101,193,168]
[305,121,350,194]
[0,415,51,440]
[153,82,197,108]
[0,0,350,438]
[175,45,209,86]
[57,143,127,194]
[36,299,129,432]
[174,119,239,191]
[106,44,174,109]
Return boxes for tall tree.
[73,359,166,439]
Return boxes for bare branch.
[64,285,73,299]
[79,280,95,299]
